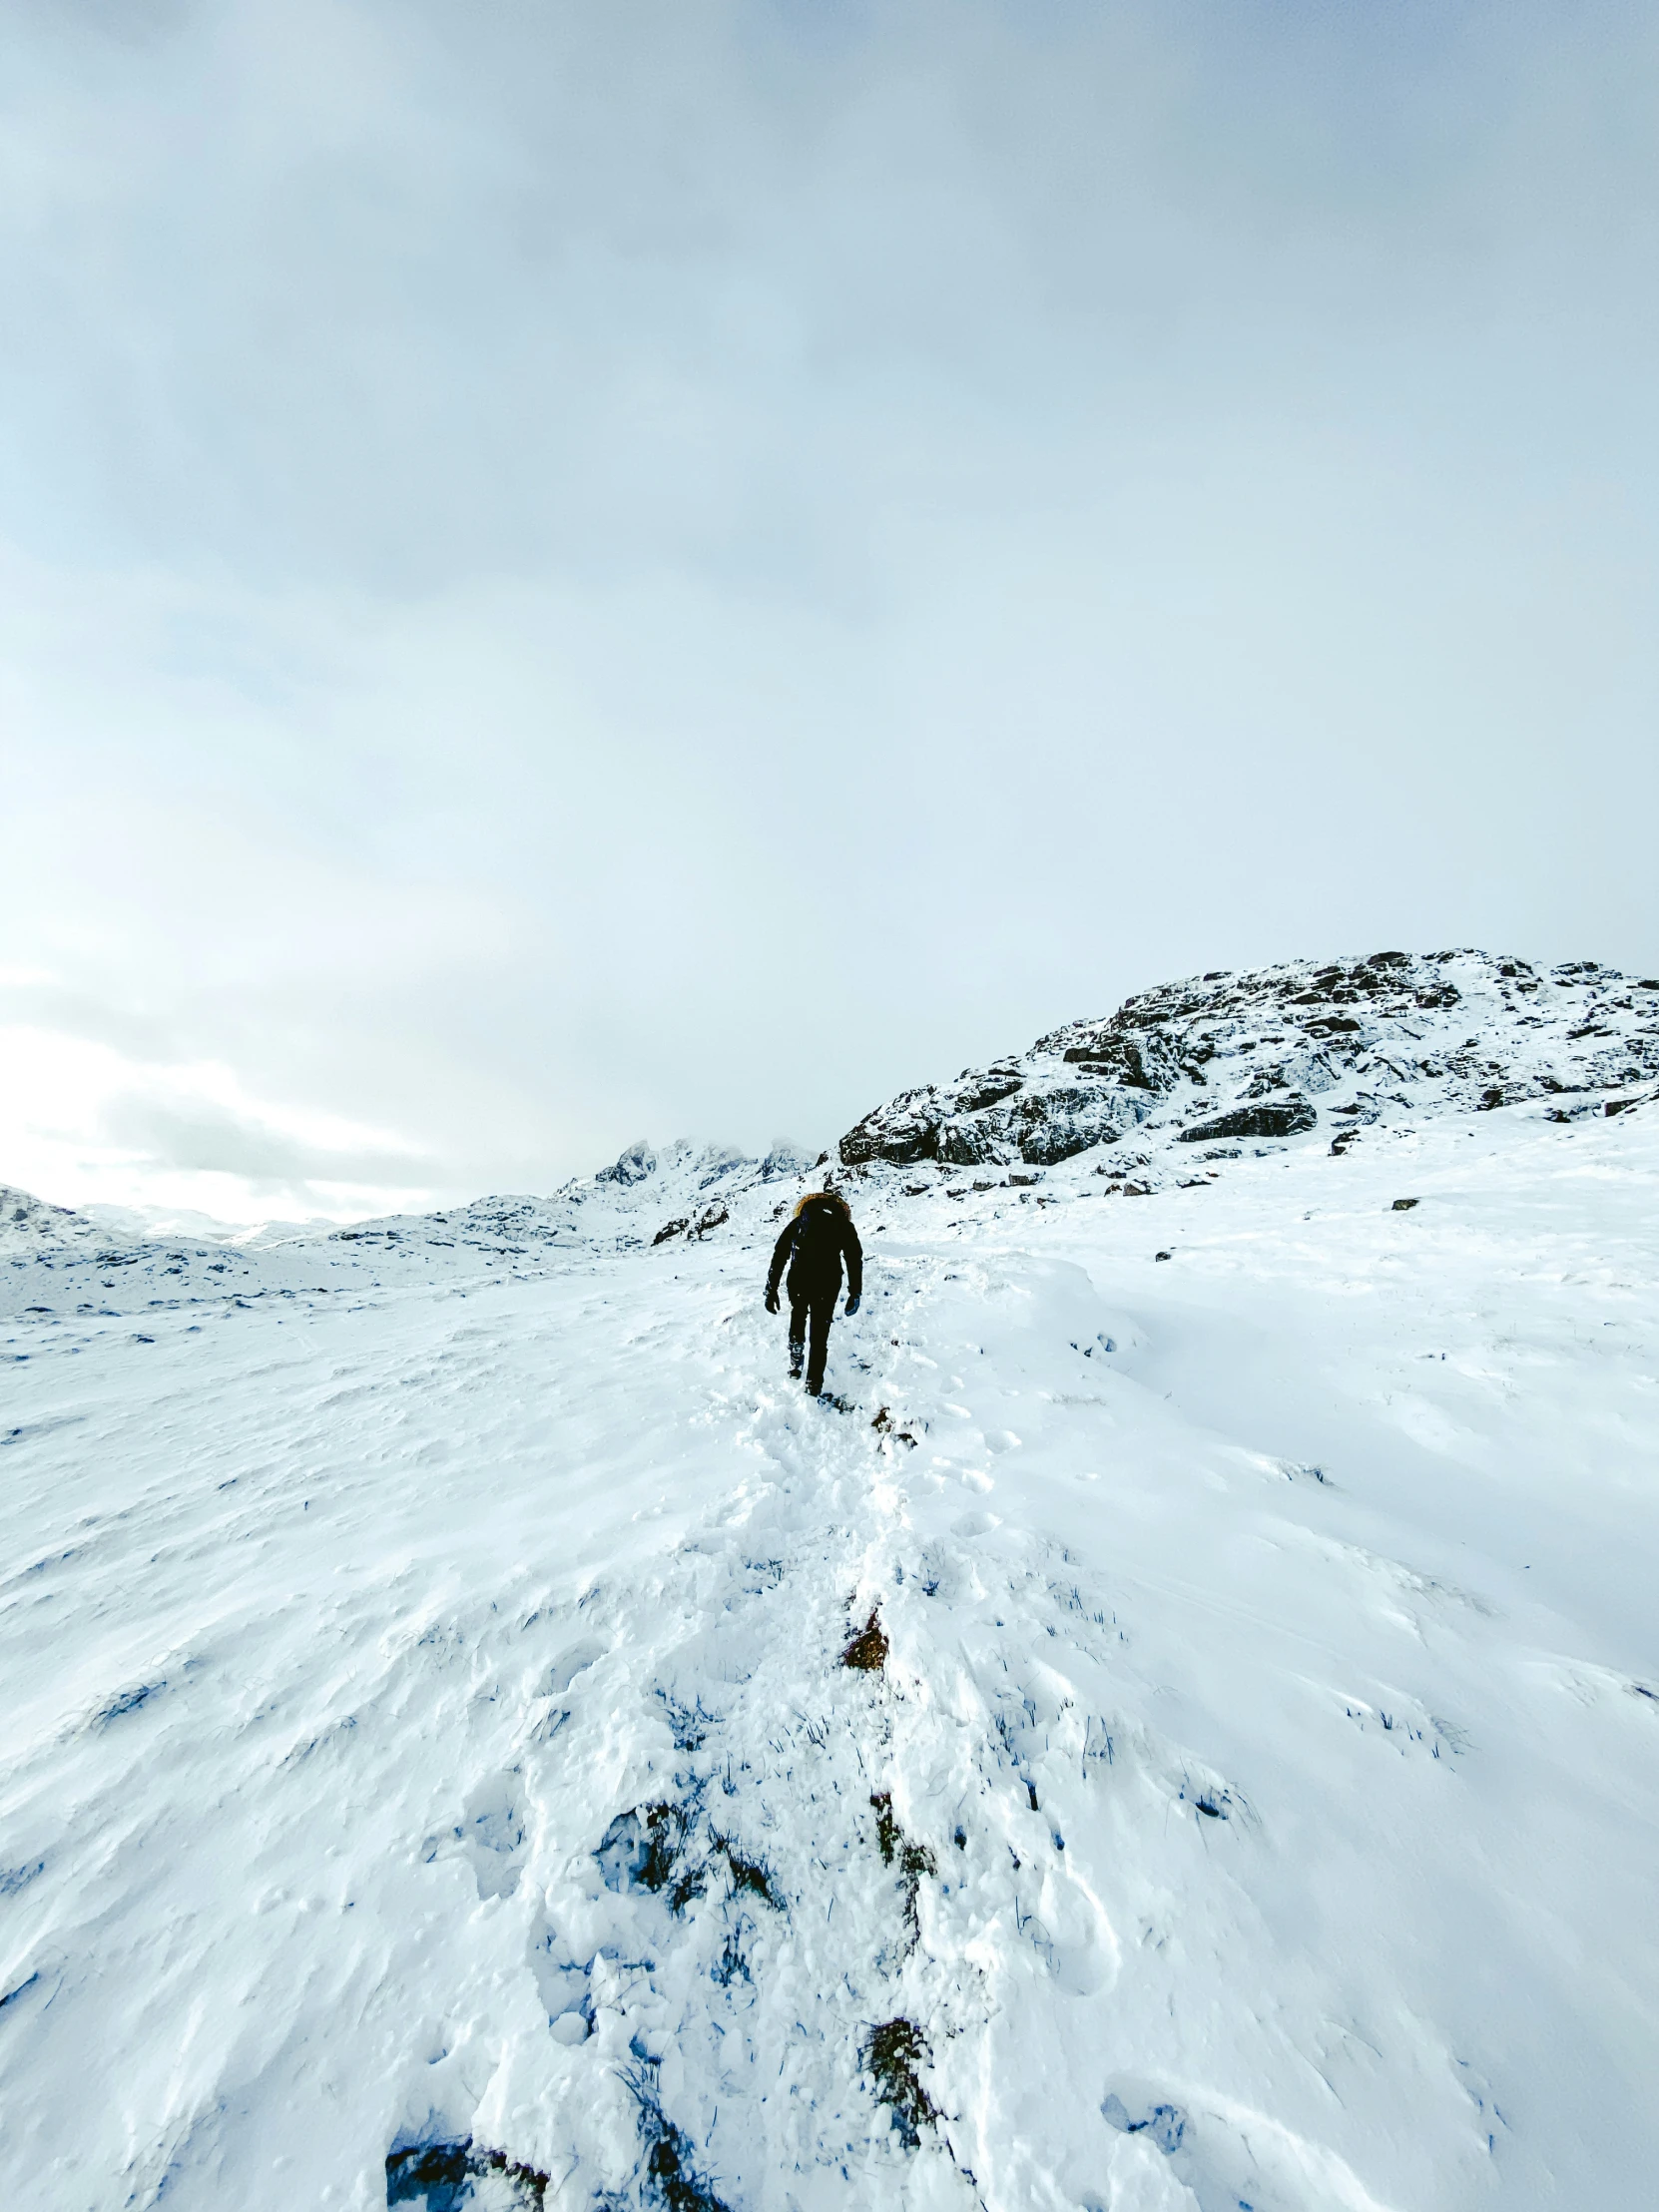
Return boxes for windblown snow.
[3,951,1657,2211]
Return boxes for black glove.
[844,1293,860,1317]
[765,1287,781,1314]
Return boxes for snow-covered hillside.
[3,954,1656,2212]
[0,1141,816,1322]
[838,948,1659,1179]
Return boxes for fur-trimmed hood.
[792,1190,850,1221]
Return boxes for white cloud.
[0,1024,432,1224]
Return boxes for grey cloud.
[100,1094,419,1189]
[0,987,183,1065]
[10,1,1656,598]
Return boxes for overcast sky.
[3,0,1656,1223]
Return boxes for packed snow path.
[3,1110,1657,2210]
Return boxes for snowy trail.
[3,1111,1658,2210]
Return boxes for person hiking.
[765,1188,863,1397]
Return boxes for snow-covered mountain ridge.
[837,948,1659,1176]
[8,950,1655,1326]
[3,953,1657,2212]
[0,1142,815,1320]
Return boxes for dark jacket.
[767,1193,863,1304]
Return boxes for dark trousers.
[788,1283,837,1393]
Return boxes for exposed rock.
[836,951,1659,1180]
[596,1139,656,1187]
[838,1086,952,1168]
[1177,1100,1318,1143]
[951,1064,1025,1114]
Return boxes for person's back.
[765,1191,862,1397]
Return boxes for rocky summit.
[835,949,1659,1181]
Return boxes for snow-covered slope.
[3,956,1657,2212]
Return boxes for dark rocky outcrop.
[1177,1100,1318,1143]
[835,951,1659,1179]
[596,1139,656,1187]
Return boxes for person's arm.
[840,1217,863,1307]
[765,1220,796,1308]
